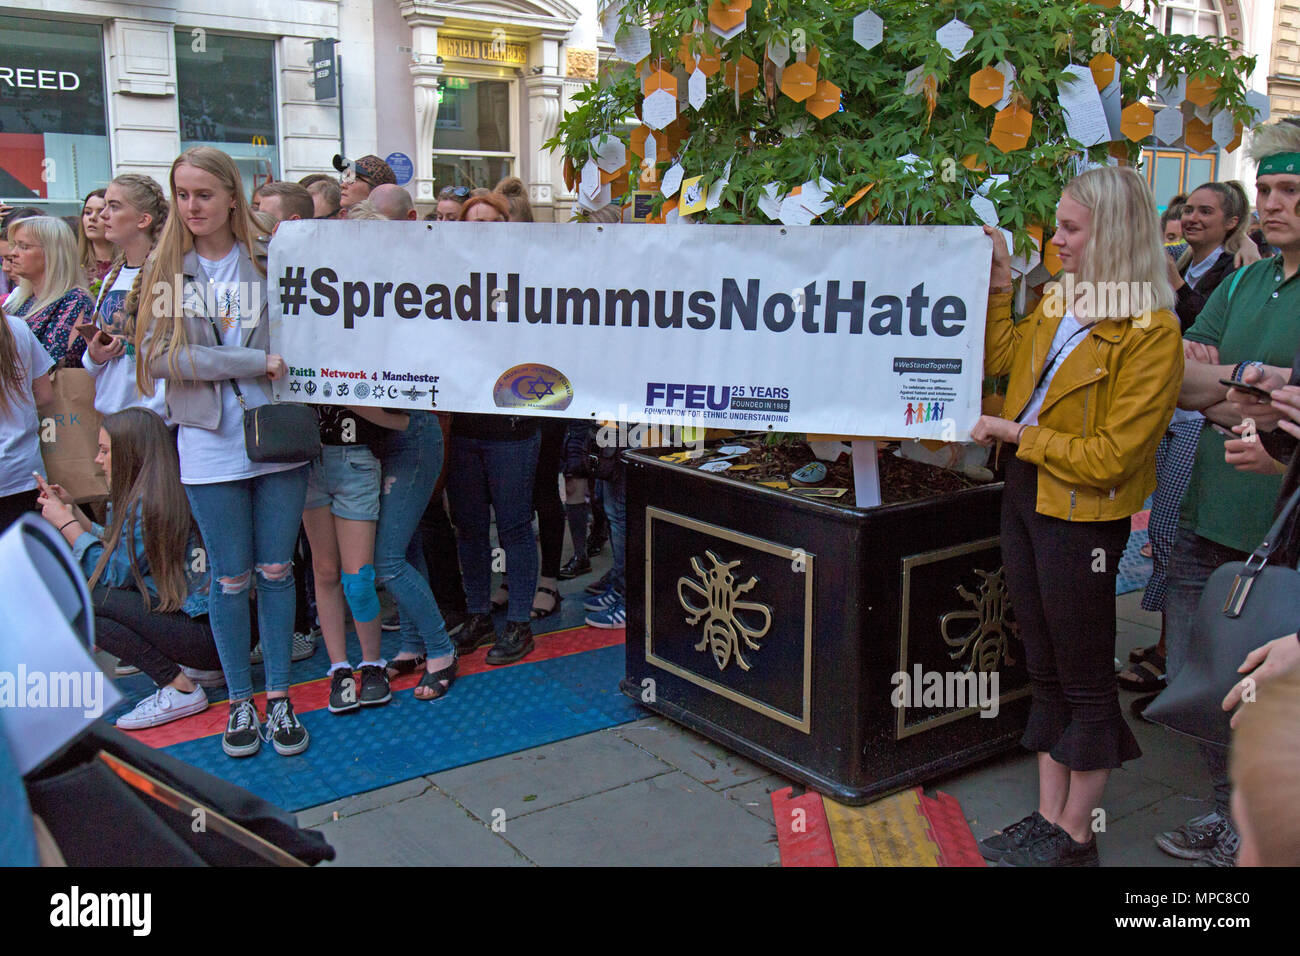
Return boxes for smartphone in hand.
[1219,378,1273,401]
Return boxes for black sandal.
[414,655,458,701]
[385,654,426,679]
[530,586,562,621]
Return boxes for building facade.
[0,0,603,218]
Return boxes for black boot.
[558,554,592,580]
[486,620,535,665]
[454,613,497,652]
[587,509,609,558]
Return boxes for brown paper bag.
[37,367,108,503]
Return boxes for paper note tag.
[969,194,998,228]
[642,88,677,130]
[576,182,611,212]
[591,134,626,173]
[1246,89,1271,123]
[1157,72,1186,106]
[757,183,783,220]
[791,487,848,498]
[615,25,652,64]
[716,444,751,455]
[728,463,759,471]
[581,158,602,196]
[1058,64,1109,147]
[853,10,884,51]
[904,65,926,96]
[688,67,707,110]
[758,480,790,490]
[778,192,815,226]
[768,37,790,68]
[1211,109,1235,148]
[660,162,684,198]
[711,15,747,41]
[1154,105,1184,145]
[1099,76,1123,141]
[660,449,706,463]
[936,18,973,60]
[977,173,1009,197]
[699,459,733,472]
[680,174,708,215]
[993,60,1017,110]
[705,177,727,211]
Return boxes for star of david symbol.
[524,376,555,399]
[290,380,301,394]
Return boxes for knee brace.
[341,564,381,624]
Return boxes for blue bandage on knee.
[341,564,381,624]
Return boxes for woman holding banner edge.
[969,166,1183,866]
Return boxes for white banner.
[268,221,991,440]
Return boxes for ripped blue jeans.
[374,411,454,661]
[185,465,310,701]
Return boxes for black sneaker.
[999,823,1099,867]
[587,519,609,557]
[222,699,262,757]
[1193,825,1240,868]
[265,697,310,756]
[442,607,468,639]
[979,811,1054,862]
[486,620,535,665]
[558,555,592,580]
[585,570,612,595]
[328,667,360,714]
[1154,810,1230,861]
[454,613,497,653]
[358,665,392,707]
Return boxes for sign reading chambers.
[268,222,991,439]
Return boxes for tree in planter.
[550,0,1257,264]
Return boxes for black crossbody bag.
[1146,484,1300,746]
[204,314,320,463]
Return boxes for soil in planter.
[658,437,985,508]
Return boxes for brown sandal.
[385,654,426,679]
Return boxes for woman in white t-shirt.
[135,147,312,760]
[82,174,170,420]
[0,305,55,532]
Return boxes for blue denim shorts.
[305,445,381,521]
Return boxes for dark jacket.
[1174,252,1238,333]
[1261,339,1300,567]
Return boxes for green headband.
[1258,153,1300,176]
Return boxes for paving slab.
[430,727,674,820]
[499,771,780,866]
[1115,590,1162,630]
[311,786,532,866]
[297,776,431,829]
[719,773,792,823]
[615,715,770,790]
[1097,793,1214,867]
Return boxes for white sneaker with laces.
[116,685,209,730]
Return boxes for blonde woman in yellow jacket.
[970,166,1184,867]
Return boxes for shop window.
[175,31,279,196]
[1141,147,1219,211]
[0,15,111,215]
[432,77,514,190]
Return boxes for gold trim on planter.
[645,507,814,734]
[895,536,1030,740]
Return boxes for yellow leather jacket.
[985,291,1184,521]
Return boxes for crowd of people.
[0,148,623,761]
[4,125,1300,867]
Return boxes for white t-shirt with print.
[82,264,170,421]
[177,244,300,485]
[0,315,55,497]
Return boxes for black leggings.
[1001,457,1140,771]
[92,586,222,688]
[533,419,566,579]
[0,489,38,536]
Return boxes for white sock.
[359,658,387,669]
[328,661,353,674]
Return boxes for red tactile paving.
[770,786,838,867]
[918,790,987,867]
[127,625,624,748]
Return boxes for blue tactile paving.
[158,644,642,812]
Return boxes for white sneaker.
[116,685,209,730]
[180,666,226,689]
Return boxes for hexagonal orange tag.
[1185,75,1219,107]
[1185,117,1214,152]
[645,69,678,98]
[806,79,841,120]
[1226,120,1244,153]
[708,0,747,32]
[969,65,1005,108]
[1089,53,1117,91]
[697,49,722,77]
[1119,102,1154,142]
[724,55,759,94]
[990,104,1033,153]
[781,61,818,102]
[630,125,667,159]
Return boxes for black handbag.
[1145,484,1300,747]
[205,315,321,463]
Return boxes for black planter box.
[622,448,1031,805]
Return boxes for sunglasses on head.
[439,186,471,200]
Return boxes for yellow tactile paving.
[822,789,943,867]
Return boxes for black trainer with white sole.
[265,697,310,756]
[222,699,262,757]
[358,665,392,706]
[328,667,360,714]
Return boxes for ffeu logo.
[493,363,574,411]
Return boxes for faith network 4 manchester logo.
[677,550,773,672]
[493,363,573,411]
